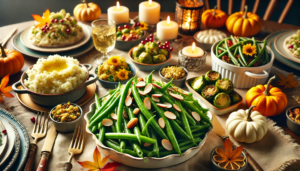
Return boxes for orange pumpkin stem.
[247,105,256,121]
[83,0,89,8]
[243,5,248,19]
[0,44,7,58]
[263,76,276,96]
[213,6,217,16]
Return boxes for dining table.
[1,12,300,171]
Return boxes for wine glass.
[91,19,116,65]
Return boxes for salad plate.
[0,114,18,170]
[274,30,300,64]
[20,23,91,52]
[0,109,29,171]
[0,119,8,159]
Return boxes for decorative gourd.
[0,44,24,78]
[202,6,228,28]
[246,76,288,117]
[226,106,268,143]
[196,29,227,44]
[74,0,101,22]
[226,5,262,37]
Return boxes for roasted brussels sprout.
[230,91,242,104]
[153,54,167,63]
[191,76,207,92]
[205,70,221,84]
[132,45,145,58]
[145,42,159,56]
[159,48,169,56]
[136,52,153,64]
[213,93,231,109]
[201,85,219,101]
[215,78,233,94]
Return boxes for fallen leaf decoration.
[278,73,298,89]
[32,9,50,28]
[77,147,121,171]
[213,139,245,170]
[0,74,14,103]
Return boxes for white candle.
[139,0,160,25]
[182,43,204,57]
[108,1,129,25]
[156,16,178,40]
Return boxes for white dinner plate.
[20,23,91,52]
[0,119,8,159]
[274,30,300,64]
[0,117,16,166]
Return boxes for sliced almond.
[123,111,128,119]
[164,111,176,120]
[157,103,168,108]
[144,97,151,110]
[127,88,132,97]
[136,81,146,88]
[169,92,184,101]
[144,143,152,147]
[133,108,140,115]
[173,104,181,112]
[138,90,146,96]
[110,113,118,121]
[102,119,113,127]
[191,111,201,122]
[152,94,162,97]
[162,139,173,151]
[153,83,162,89]
[168,87,176,92]
[152,96,160,103]
[143,83,153,94]
[127,118,139,129]
[158,118,165,129]
[137,77,144,82]
[163,102,172,108]
[125,96,133,107]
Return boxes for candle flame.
[187,17,191,22]
[117,1,120,9]
[167,16,170,25]
[192,42,195,53]
[149,0,152,5]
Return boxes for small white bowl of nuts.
[50,102,83,133]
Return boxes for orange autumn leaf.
[77,147,121,171]
[32,9,50,28]
[213,139,245,170]
[0,74,14,103]
[278,73,298,89]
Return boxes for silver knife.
[1,28,17,47]
[36,124,57,171]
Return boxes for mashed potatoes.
[24,55,87,94]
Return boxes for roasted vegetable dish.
[116,23,144,41]
[51,102,81,122]
[288,107,300,124]
[88,71,211,161]
[190,70,241,109]
[160,66,186,80]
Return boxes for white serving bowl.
[84,97,212,168]
[211,41,275,88]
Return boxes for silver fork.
[63,123,85,171]
[24,111,49,171]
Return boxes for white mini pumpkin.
[226,106,268,143]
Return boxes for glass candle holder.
[175,0,204,35]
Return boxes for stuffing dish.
[51,102,81,122]
[160,66,186,80]
[284,30,300,58]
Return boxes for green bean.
[145,94,182,155]
[247,40,267,67]
[233,47,238,56]
[169,119,192,141]
[265,47,269,63]
[146,70,155,84]
[218,47,226,51]
[217,39,253,58]
[91,126,97,133]
[139,113,150,137]
[132,82,168,140]
[147,151,157,157]
[95,93,101,110]
[160,138,201,151]
[104,140,138,157]
[98,121,102,129]
[104,133,156,144]
[98,126,106,143]
[237,39,248,66]
[141,115,156,135]
[238,57,246,67]
[216,40,225,57]
[193,131,206,138]
[191,125,210,133]
[224,38,239,66]
[181,100,211,125]
[126,106,142,144]
[174,119,182,126]
[161,79,173,92]
[148,129,159,157]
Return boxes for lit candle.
[182,42,204,57]
[139,0,161,25]
[107,1,129,25]
[156,16,178,40]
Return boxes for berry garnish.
[66,29,70,33]
[60,19,64,23]
[121,35,126,41]
[137,22,140,26]
[54,19,58,23]
[165,45,169,49]
[159,45,162,49]
[149,34,153,38]
[158,41,161,45]
[2,129,7,135]
[288,45,293,49]
[165,41,170,45]
[124,25,129,28]
[145,38,149,42]
[51,19,55,23]
[141,40,146,45]
[169,47,173,52]
[118,26,123,30]
[162,46,166,49]
[133,23,137,28]
[31,117,36,123]
[149,38,153,42]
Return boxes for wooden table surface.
[1,12,300,146]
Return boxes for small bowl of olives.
[115,22,147,51]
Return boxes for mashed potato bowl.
[12,56,97,107]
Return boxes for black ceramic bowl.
[115,23,147,51]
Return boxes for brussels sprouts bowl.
[128,45,172,71]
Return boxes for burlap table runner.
[1,47,300,171]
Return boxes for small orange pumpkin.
[246,76,288,117]
[226,5,262,37]
[0,44,24,78]
[202,6,228,28]
[74,0,101,21]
